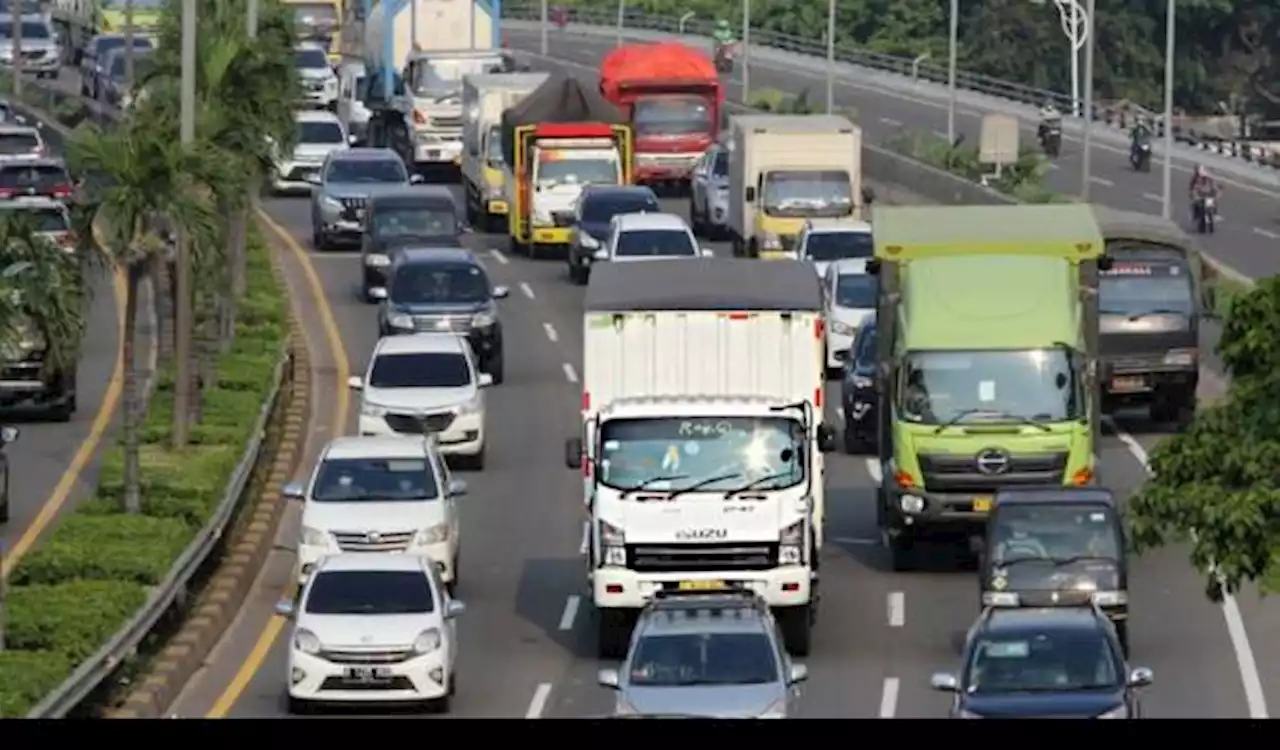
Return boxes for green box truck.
[868,205,1107,571]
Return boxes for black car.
[567,185,660,285]
[838,317,876,454]
[980,487,1129,652]
[0,159,74,203]
[932,604,1152,718]
[0,425,19,523]
[373,248,509,382]
[77,34,154,98]
[359,187,466,301]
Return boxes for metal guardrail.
[3,82,291,718]
[499,2,1280,170]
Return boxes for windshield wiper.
[724,472,795,499]
[1100,307,1188,319]
[933,408,1053,434]
[997,554,1117,568]
[665,473,743,501]
[620,474,689,500]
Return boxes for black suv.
[566,185,660,285]
[359,187,466,301]
[838,317,876,454]
[372,248,509,383]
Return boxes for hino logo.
[975,448,1011,475]
[675,528,729,541]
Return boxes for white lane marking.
[562,363,579,383]
[558,595,581,631]
[519,281,535,299]
[878,677,899,718]
[865,458,883,485]
[1105,415,1270,718]
[879,116,901,126]
[1142,192,1163,202]
[887,592,905,627]
[579,520,590,554]
[307,251,363,258]
[543,322,558,342]
[490,248,509,264]
[525,682,553,719]
[1090,176,1115,187]
[1253,227,1280,240]
[1047,162,1061,171]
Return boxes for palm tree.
[67,116,222,511]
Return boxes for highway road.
[0,110,123,578]
[158,36,1274,719]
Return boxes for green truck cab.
[867,205,1108,571]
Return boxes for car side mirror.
[445,600,467,619]
[700,247,714,257]
[1127,667,1154,688]
[282,481,306,499]
[0,426,18,444]
[862,186,876,205]
[745,186,755,202]
[346,375,364,390]
[447,478,468,497]
[597,668,621,689]
[305,175,321,185]
[788,663,808,685]
[816,423,836,453]
[347,134,358,144]
[477,372,494,387]
[409,174,424,184]
[564,437,584,470]
[274,600,295,618]
[592,248,608,261]
[492,285,509,299]
[368,286,388,300]
[930,672,959,692]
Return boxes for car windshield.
[485,125,504,166]
[899,349,1083,425]
[1,207,67,232]
[109,53,153,79]
[390,263,490,304]
[97,36,154,57]
[535,153,620,187]
[597,416,806,493]
[632,95,714,137]
[1098,259,1195,318]
[305,570,435,615]
[0,164,66,191]
[834,273,876,309]
[991,503,1121,564]
[370,352,472,389]
[0,22,50,39]
[805,231,873,262]
[710,149,728,177]
[298,120,344,144]
[582,193,659,224]
[614,229,696,258]
[311,457,437,502]
[325,158,405,183]
[412,55,503,95]
[0,132,38,154]
[629,632,779,687]
[372,206,457,238]
[295,47,329,68]
[966,630,1121,694]
[762,170,853,218]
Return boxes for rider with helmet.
[712,19,737,71]
[713,18,736,45]
[1037,100,1062,150]
[1189,164,1219,197]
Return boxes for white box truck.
[461,71,549,231]
[728,114,864,259]
[565,258,836,658]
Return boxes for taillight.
[0,188,14,199]
[412,109,427,126]
[50,184,72,198]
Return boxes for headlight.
[899,494,925,513]
[1163,348,1197,366]
[361,401,387,417]
[387,313,413,329]
[1096,705,1128,719]
[293,628,321,654]
[579,233,600,249]
[599,521,626,566]
[412,628,442,654]
[320,195,342,211]
[324,77,338,92]
[300,526,328,546]
[779,519,805,565]
[830,320,855,336]
[761,232,782,250]
[981,591,1021,607]
[1091,590,1128,607]
[457,394,482,415]
[415,524,450,545]
[472,308,497,327]
[364,253,390,267]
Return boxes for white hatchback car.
[822,258,877,370]
[272,110,354,193]
[599,212,712,263]
[0,125,46,163]
[284,434,466,588]
[796,218,874,278]
[350,333,491,469]
[278,553,465,713]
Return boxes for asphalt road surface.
[149,37,1270,718]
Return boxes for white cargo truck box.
[363,0,496,70]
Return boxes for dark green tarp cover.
[499,71,625,167]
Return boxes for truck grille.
[627,542,779,572]
[918,451,1068,493]
[320,648,413,665]
[330,530,415,552]
[384,412,455,434]
[339,197,365,221]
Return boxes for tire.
[889,532,918,572]
[597,608,633,660]
[569,263,588,286]
[777,605,813,656]
[286,696,312,715]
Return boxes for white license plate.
[344,666,391,683]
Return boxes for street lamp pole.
[1080,0,1096,199]
[825,0,836,114]
[540,0,548,55]
[1046,0,1088,116]
[741,0,751,102]
[1160,0,1176,219]
[946,0,958,144]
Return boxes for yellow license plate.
[972,496,992,513]
[533,228,568,243]
[678,580,727,591]
[489,200,508,214]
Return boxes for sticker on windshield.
[982,641,1030,659]
[603,440,620,451]
[978,380,996,402]
[683,441,701,456]
[1089,512,1107,523]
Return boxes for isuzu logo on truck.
[676,527,729,541]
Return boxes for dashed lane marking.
[879,678,899,718]
[558,595,581,631]
[525,683,553,719]
[1142,192,1162,202]
[865,458,883,485]
[490,248,509,264]
[543,322,558,342]
[888,592,905,628]
[1253,227,1280,240]
[1090,176,1115,187]
[562,363,578,383]
[879,116,901,126]
[520,281,535,299]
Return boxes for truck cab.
[869,205,1107,572]
[461,72,550,232]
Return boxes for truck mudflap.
[591,567,813,610]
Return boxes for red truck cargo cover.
[600,42,722,103]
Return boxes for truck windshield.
[485,125,504,166]
[413,56,504,95]
[632,95,714,137]
[535,151,620,187]
[762,170,853,218]
[1098,260,1195,318]
[597,416,806,493]
[898,349,1082,425]
[990,503,1120,565]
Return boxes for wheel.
[776,605,813,656]
[486,353,505,385]
[597,608,633,660]
[569,263,588,285]
[888,532,918,572]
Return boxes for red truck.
[599,43,723,189]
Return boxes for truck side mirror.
[817,424,837,453]
[564,437,584,470]
[862,186,876,205]
[744,186,755,203]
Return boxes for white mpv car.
[822,258,877,371]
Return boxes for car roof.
[374,332,469,356]
[331,148,401,162]
[370,185,455,204]
[583,185,657,201]
[615,212,689,231]
[294,109,341,124]
[638,593,773,637]
[393,246,476,265]
[827,258,873,275]
[982,606,1106,635]
[322,435,431,460]
[805,218,872,233]
[316,553,433,574]
[994,487,1117,508]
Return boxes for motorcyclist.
[1189,164,1219,198]
[1130,116,1153,149]
[1037,102,1062,143]
[712,19,737,46]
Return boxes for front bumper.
[2,56,60,73]
[296,540,455,588]
[358,410,485,456]
[414,138,463,165]
[0,361,71,408]
[591,566,812,609]
[287,647,450,703]
[883,476,995,534]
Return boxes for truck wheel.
[888,532,918,572]
[569,263,588,286]
[777,605,813,656]
[597,609,633,660]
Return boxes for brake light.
[1070,466,1093,486]
[412,109,428,126]
[581,391,590,411]
[0,188,13,199]
[814,317,824,339]
[814,387,822,408]
[50,184,72,198]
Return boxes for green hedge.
[884,129,1060,203]
[0,230,288,717]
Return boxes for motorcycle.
[1039,123,1062,158]
[1130,139,1152,172]
[714,42,736,74]
[1193,194,1217,234]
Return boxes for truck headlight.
[779,520,805,565]
[300,526,328,547]
[899,494,925,513]
[364,253,391,267]
[414,524,450,545]
[387,313,413,330]
[1163,348,1197,366]
[599,521,626,566]
[472,308,497,327]
[761,232,782,250]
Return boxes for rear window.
[370,352,472,389]
[0,132,39,155]
[0,164,67,191]
[582,192,659,223]
[0,207,67,232]
[305,570,435,615]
